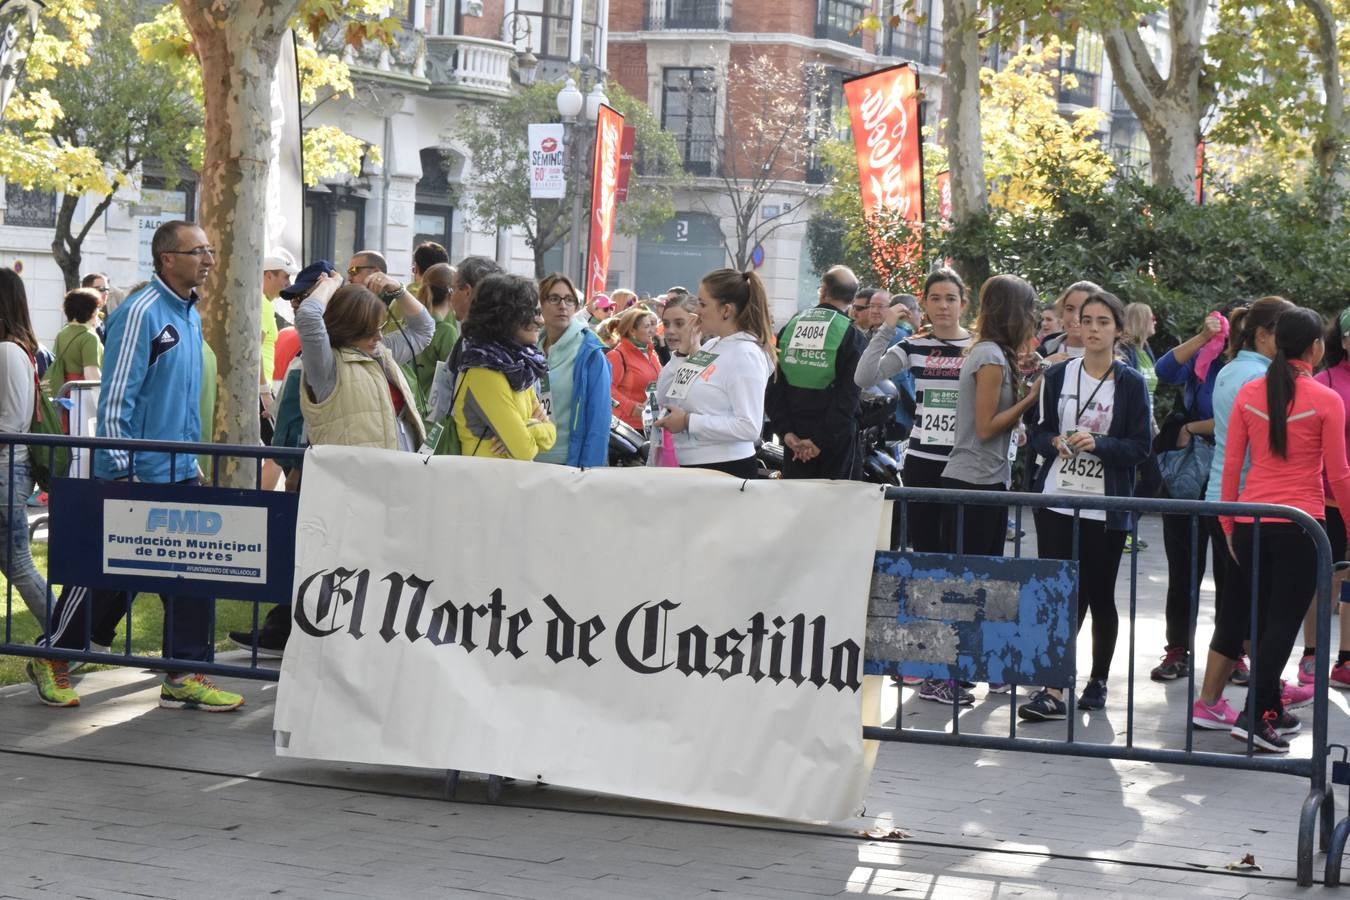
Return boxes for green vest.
[778,307,851,390]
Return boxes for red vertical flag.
[587,105,625,301]
[935,170,952,223]
[615,125,637,203]
[843,63,923,224]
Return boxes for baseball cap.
[262,247,300,276]
[593,293,614,310]
[280,260,336,300]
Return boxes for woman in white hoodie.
[655,268,776,478]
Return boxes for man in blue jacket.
[31,221,244,712]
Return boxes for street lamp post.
[555,60,608,291]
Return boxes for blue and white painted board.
[864,551,1078,685]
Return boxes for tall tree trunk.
[1297,0,1347,214]
[51,190,121,292]
[178,0,299,487]
[51,194,81,291]
[941,0,988,290]
[1102,0,1206,197]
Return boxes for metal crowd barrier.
[0,432,303,683]
[880,486,1336,887]
[0,434,1342,881]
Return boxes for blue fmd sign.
[49,478,298,602]
[864,551,1078,685]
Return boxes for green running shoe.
[27,658,79,708]
[159,674,243,712]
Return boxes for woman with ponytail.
[1188,298,1305,726]
[1218,308,1350,752]
[653,269,776,478]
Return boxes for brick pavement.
[0,513,1344,898]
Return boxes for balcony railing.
[425,35,515,98]
[644,0,729,29]
[1058,69,1101,108]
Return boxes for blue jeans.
[0,454,51,632]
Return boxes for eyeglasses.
[542,293,578,308]
[348,265,379,278]
[165,247,215,258]
[852,304,869,312]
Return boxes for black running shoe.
[1230,710,1289,753]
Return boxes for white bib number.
[920,388,958,446]
[537,377,553,418]
[1056,452,1105,494]
[787,320,830,351]
[665,350,718,401]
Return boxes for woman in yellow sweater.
[452,274,556,460]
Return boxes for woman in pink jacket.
[1220,307,1350,752]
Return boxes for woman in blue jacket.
[1150,309,1227,682]
[537,273,611,467]
[1018,291,1152,722]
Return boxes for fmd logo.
[146,508,223,535]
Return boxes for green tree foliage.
[455,79,681,277]
[943,175,1350,343]
[40,4,200,289]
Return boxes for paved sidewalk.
[0,514,1345,898]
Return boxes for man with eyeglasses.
[31,220,245,713]
[81,272,111,342]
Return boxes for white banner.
[528,123,566,199]
[268,31,304,265]
[274,447,883,822]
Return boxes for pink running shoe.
[1298,654,1317,686]
[1230,655,1250,685]
[1191,697,1238,730]
[1331,662,1350,690]
[1281,679,1314,710]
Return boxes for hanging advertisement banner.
[267,30,305,265]
[936,169,952,224]
[585,104,625,299]
[843,63,924,225]
[528,123,566,199]
[615,124,637,202]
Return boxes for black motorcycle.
[608,415,783,477]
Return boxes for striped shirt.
[855,324,971,462]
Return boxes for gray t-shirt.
[941,341,1015,486]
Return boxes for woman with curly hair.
[452,273,556,460]
[606,305,662,430]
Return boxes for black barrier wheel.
[486,774,503,803]
[28,513,47,544]
[444,769,460,801]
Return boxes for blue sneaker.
[1077,678,1107,710]
[1017,689,1066,721]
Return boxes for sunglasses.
[348,265,379,278]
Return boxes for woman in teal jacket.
[537,273,611,467]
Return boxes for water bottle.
[642,383,659,436]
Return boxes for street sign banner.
[585,104,624,302]
[528,123,566,199]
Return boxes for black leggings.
[1162,511,1225,651]
[1234,522,1320,718]
[898,454,948,552]
[1206,515,1252,660]
[686,455,759,479]
[939,477,1007,558]
[1035,509,1127,681]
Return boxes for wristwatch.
[380,283,404,303]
